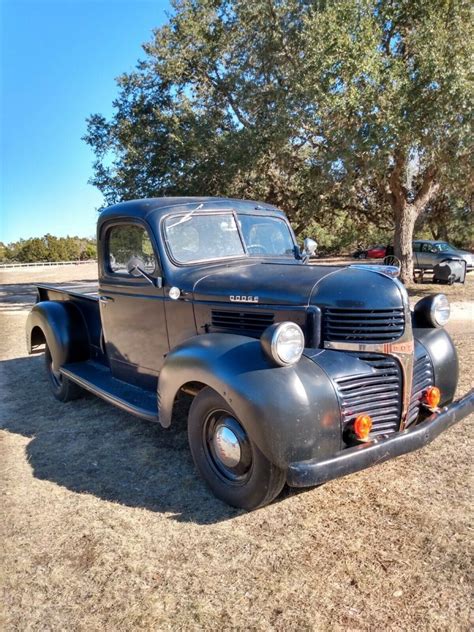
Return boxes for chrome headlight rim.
[414,293,450,328]
[261,322,305,367]
[431,293,450,327]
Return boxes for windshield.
[163,212,296,264]
[432,242,453,252]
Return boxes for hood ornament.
[350,264,400,278]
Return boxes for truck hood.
[189,261,405,309]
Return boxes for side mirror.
[127,255,146,278]
[303,238,318,257]
[127,256,162,287]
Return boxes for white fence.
[0,260,97,270]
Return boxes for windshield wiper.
[166,203,204,229]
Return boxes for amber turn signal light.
[423,386,441,409]
[353,414,372,440]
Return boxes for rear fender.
[26,301,89,371]
[158,333,341,468]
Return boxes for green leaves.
[3,236,97,263]
[84,0,472,265]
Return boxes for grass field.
[1,263,473,631]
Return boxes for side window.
[413,242,421,253]
[107,224,157,275]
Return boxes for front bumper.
[287,389,474,487]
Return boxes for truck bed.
[36,282,103,362]
[37,282,99,302]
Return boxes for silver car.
[413,240,474,271]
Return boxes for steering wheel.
[247,244,268,255]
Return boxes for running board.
[60,361,159,422]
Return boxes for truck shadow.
[1,355,290,524]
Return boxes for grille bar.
[406,351,434,426]
[324,308,405,343]
[335,353,402,437]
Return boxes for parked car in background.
[353,244,386,259]
[413,240,474,272]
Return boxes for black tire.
[44,345,83,402]
[188,387,286,509]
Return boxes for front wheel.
[45,345,83,402]
[188,388,285,509]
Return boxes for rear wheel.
[44,345,83,402]
[188,388,285,509]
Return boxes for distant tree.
[81,242,97,260]
[3,235,97,263]
[85,0,472,282]
[417,192,473,247]
[16,237,50,262]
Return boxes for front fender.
[26,301,89,371]
[413,327,458,405]
[158,333,340,468]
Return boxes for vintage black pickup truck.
[26,198,473,509]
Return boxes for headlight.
[432,294,451,326]
[261,322,305,366]
[413,294,450,328]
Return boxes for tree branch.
[413,165,439,213]
[388,149,408,212]
[207,68,252,129]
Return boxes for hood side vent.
[210,310,274,336]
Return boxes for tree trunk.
[431,221,449,242]
[387,153,439,285]
[393,203,417,284]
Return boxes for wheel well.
[163,381,208,427]
[30,325,46,351]
[179,381,207,397]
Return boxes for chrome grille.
[335,354,402,437]
[406,350,434,427]
[210,310,274,335]
[323,308,405,343]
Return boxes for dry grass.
[1,266,473,631]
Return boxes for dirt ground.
[1,264,473,631]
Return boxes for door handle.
[100,295,115,303]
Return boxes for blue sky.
[1,0,170,243]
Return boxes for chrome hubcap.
[204,412,252,483]
[213,425,241,468]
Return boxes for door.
[99,222,169,389]
[412,241,422,269]
[419,242,437,269]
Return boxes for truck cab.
[26,197,473,509]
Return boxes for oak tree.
[85,0,472,282]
